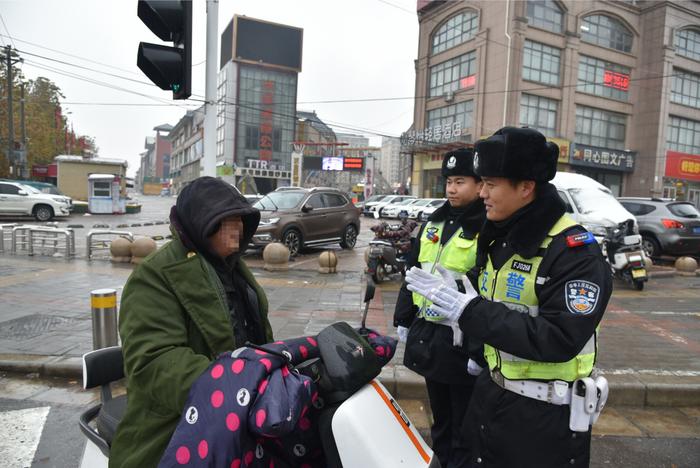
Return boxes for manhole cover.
[0,314,81,340]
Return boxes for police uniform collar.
[428,198,486,240]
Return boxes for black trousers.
[426,377,475,468]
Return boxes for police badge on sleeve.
[565,280,600,315]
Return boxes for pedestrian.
[406,127,612,467]
[110,176,273,468]
[394,147,486,468]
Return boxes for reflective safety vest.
[413,221,478,322]
[479,214,598,382]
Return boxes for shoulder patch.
[566,232,596,248]
[426,226,440,243]
[565,280,600,315]
[511,260,533,274]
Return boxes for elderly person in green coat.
[110,177,273,467]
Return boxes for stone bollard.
[319,250,338,274]
[263,242,290,271]
[110,237,133,263]
[130,237,157,264]
[675,256,698,275]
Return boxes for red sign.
[259,80,275,161]
[460,75,476,89]
[343,157,364,171]
[665,151,700,182]
[31,164,57,178]
[603,70,629,91]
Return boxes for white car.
[409,198,446,220]
[0,180,72,221]
[367,195,416,218]
[381,198,423,219]
[418,199,448,222]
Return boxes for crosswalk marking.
[0,406,50,468]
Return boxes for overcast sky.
[1,0,419,176]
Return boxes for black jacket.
[394,198,486,384]
[459,183,612,468]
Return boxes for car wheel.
[340,224,358,249]
[282,228,302,257]
[641,235,660,258]
[34,204,54,222]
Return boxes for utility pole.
[5,45,14,177]
[19,83,26,179]
[202,0,218,177]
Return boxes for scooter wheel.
[372,264,387,283]
[633,279,645,291]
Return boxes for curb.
[2,355,698,407]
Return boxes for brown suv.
[251,187,360,256]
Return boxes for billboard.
[304,156,322,170]
[665,151,700,182]
[322,157,344,171]
[343,157,364,171]
[231,16,303,72]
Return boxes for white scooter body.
[333,379,435,467]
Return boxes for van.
[551,172,637,237]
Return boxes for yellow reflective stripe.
[91,295,117,309]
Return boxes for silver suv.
[0,181,72,221]
[618,197,700,257]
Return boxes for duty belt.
[490,369,572,405]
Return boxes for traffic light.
[137,0,192,100]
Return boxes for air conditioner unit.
[444,91,454,102]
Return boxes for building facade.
[381,136,403,189]
[169,106,204,194]
[408,0,700,205]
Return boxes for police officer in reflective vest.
[394,148,486,468]
[406,127,612,467]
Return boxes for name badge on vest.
[511,260,533,274]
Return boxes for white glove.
[406,267,478,324]
[467,358,484,376]
[405,264,458,293]
[397,326,409,343]
[451,323,464,347]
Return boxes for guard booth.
[88,174,126,214]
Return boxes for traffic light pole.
[202,0,218,177]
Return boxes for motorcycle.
[79,280,439,468]
[366,217,417,283]
[600,219,649,291]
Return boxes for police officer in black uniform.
[406,127,612,467]
[394,148,486,468]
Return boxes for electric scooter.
[79,280,440,468]
[600,219,649,291]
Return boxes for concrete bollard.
[91,289,119,349]
[110,237,133,263]
[130,237,157,264]
[319,250,338,274]
[263,242,290,271]
[675,256,698,274]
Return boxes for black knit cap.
[473,127,558,182]
[441,147,480,179]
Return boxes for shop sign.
[400,121,463,148]
[603,70,630,91]
[247,159,287,171]
[570,144,635,173]
[290,152,302,187]
[549,138,570,164]
[665,151,700,182]
[259,80,275,161]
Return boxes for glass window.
[429,51,477,97]
[667,116,700,155]
[675,28,700,62]
[306,194,325,209]
[254,191,305,210]
[523,40,561,85]
[526,1,563,34]
[323,193,347,207]
[0,183,20,195]
[431,10,479,55]
[575,105,627,150]
[520,94,558,136]
[581,14,633,53]
[671,68,700,109]
[668,203,700,218]
[577,55,631,101]
[427,100,474,134]
[92,181,111,197]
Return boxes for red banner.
[665,151,700,182]
[603,70,629,91]
[259,80,275,161]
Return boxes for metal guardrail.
[0,223,20,253]
[86,230,134,259]
[27,227,76,257]
[10,225,32,253]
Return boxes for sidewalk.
[1,250,699,408]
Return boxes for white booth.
[88,174,126,214]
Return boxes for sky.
[1,0,420,176]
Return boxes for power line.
[0,14,17,49]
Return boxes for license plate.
[693,227,700,234]
[631,268,646,279]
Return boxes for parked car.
[360,194,391,215]
[618,197,700,257]
[251,187,360,256]
[551,172,638,238]
[244,194,263,205]
[366,195,416,218]
[381,198,423,219]
[0,180,72,221]
[411,198,446,221]
[0,179,73,211]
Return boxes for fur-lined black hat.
[441,147,480,179]
[473,127,558,182]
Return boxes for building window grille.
[431,10,479,55]
[526,0,563,34]
[523,40,561,85]
[575,105,627,150]
[667,116,700,155]
[429,51,477,97]
[427,100,474,132]
[577,55,631,101]
[675,28,700,62]
[671,69,700,109]
[580,14,633,53]
[520,94,558,136]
